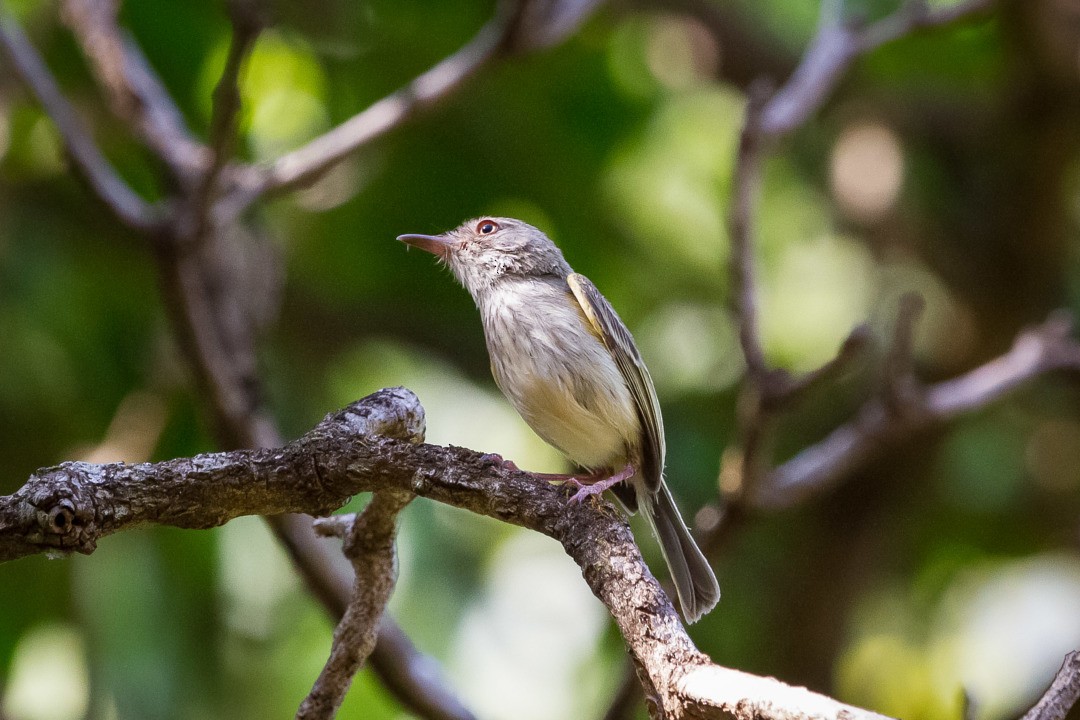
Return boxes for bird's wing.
[567,273,665,492]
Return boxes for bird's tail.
[640,483,720,623]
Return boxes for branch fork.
[0,388,898,720]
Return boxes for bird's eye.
[476,220,500,235]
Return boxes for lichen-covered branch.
[0,387,422,562]
[0,387,894,720]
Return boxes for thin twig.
[60,0,207,184]
[221,1,522,218]
[0,9,162,232]
[266,511,477,720]
[1021,651,1080,720]
[298,491,415,720]
[881,292,924,415]
[729,84,772,385]
[756,313,1080,508]
[760,0,994,137]
[860,0,995,51]
[779,324,872,405]
[188,3,263,244]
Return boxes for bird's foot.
[565,463,636,504]
[479,454,636,503]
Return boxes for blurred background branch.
[59,0,208,184]
[616,0,1080,716]
[760,0,995,137]
[220,0,603,216]
[758,311,1080,508]
[0,8,162,231]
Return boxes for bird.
[398,216,720,622]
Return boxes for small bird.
[398,217,720,622]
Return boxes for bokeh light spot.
[830,121,905,225]
[645,15,719,90]
[451,532,612,720]
[3,624,89,720]
[638,302,743,395]
[760,232,875,371]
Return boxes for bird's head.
[398,217,571,293]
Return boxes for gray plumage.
[398,216,720,622]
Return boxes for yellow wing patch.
[566,273,666,492]
[567,274,605,341]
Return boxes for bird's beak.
[397,233,453,259]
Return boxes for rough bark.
[0,387,893,720]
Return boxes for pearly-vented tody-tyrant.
[398,217,720,622]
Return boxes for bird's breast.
[478,278,639,470]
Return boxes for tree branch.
[298,491,414,720]
[880,292,924,415]
[263,512,476,720]
[0,387,895,720]
[756,313,1080,508]
[1021,652,1080,720]
[724,86,871,499]
[760,0,995,137]
[717,0,1000,507]
[0,7,163,232]
[187,1,264,244]
[0,387,422,562]
[222,0,522,216]
[60,0,208,184]
[729,85,771,386]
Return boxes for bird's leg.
[480,453,577,479]
[565,463,635,504]
[481,454,635,501]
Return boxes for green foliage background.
[2,1,1080,719]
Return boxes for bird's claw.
[565,478,606,504]
[563,465,635,504]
